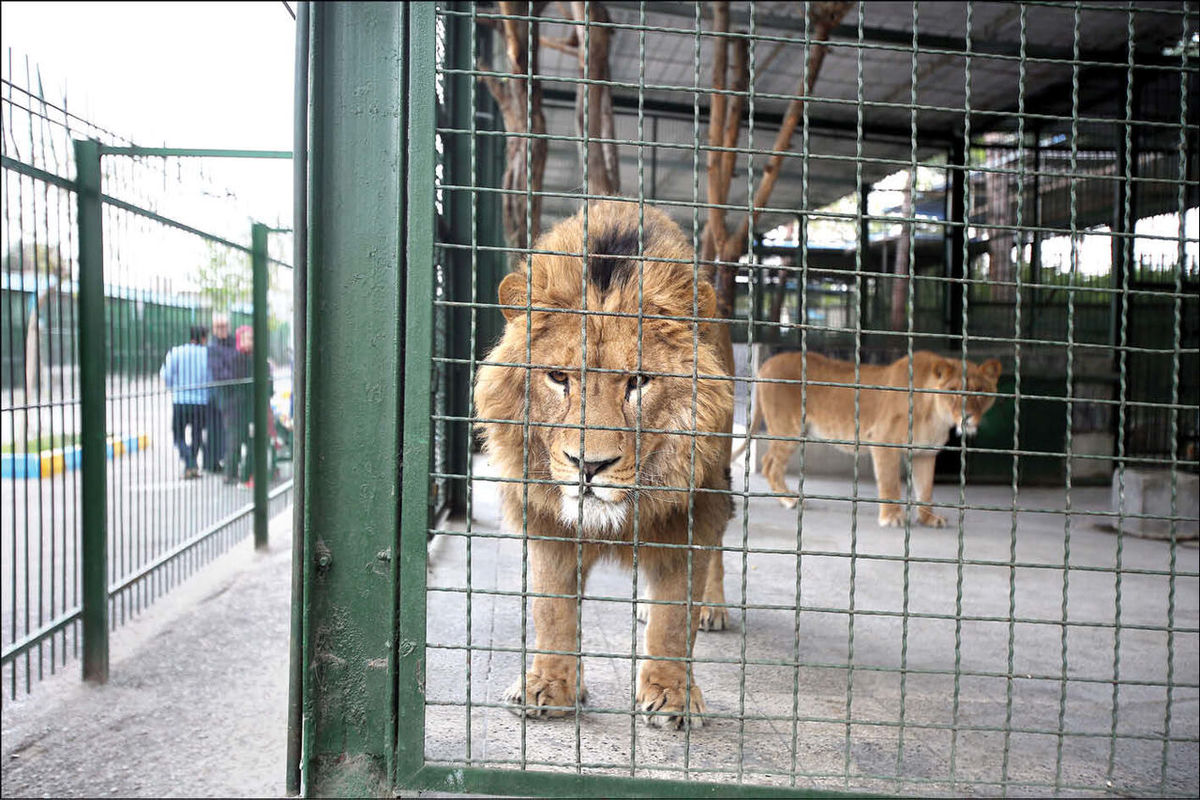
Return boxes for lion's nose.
[564,452,620,481]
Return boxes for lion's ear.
[980,358,1002,381]
[498,272,527,322]
[695,281,717,320]
[932,358,955,383]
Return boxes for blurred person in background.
[161,325,209,480]
[224,324,255,486]
[205,313,236,473]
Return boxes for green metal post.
[444,0,474,515]
[75,138,108,684]
[302,2,406,794]
[252,222,270,549]
[287,2,311,793]
[397,0,435,782]
[945,136,966,341]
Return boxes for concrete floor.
[1,511,293,798]
[424,454,1200,796]
[1,460,1194,798]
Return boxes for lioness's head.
[474,201,732,534]
[928,355,1003,436]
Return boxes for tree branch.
[706,2,731,258]
[539,36,579,56]
[725,1,855,261]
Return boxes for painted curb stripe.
[1,434,151,479]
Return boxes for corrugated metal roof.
[520,1,1194,232]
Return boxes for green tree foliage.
[196,242,250,313]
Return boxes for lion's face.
[930,357,1003,436]
[474,202,732,534]
[531,315,717,533]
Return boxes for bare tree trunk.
[768,267,788,325]
[890,172,914,331]
[479,2,549,255]
[692,1,854,466]
[702,1,855,319]
[567,2,619,196]
[724,2,855,264]
[985,155,1015,302]
[706,2,731,264]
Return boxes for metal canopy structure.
[534,1,1195,230]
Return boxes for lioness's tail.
[730,400,764,462]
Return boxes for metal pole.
[1030,131,1043,334]
[75,138,108,684]
[286,3,311,793]
[946,136,967,340]
[302,3,407,792]
[252,222,270,549]
[858,175,870,338]
[446,0,474,516]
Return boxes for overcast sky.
[1,1,295,150]
[2,1,297,286]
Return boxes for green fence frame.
[0,99,294,693]
[76,146,291,682]
[294,4,851,797]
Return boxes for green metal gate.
[2,61,295,697]
[292,2,1198,796]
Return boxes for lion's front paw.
[503,669,586,718]
[699,605,728,631]
[917,508,947,528]
[878,505,904,527]
[778,496,799,510]
[637,666,706,730]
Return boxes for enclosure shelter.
[291,2,1197,796]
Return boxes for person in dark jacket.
[205,313,236,473]
[223,324,255,485]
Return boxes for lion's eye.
[626,374,651,396]
[547,370,569,386]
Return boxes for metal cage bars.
[293,2,1199,797]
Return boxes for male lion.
[732,350,1002,527]
[473,201,733,729]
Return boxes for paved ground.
[1,509,294,799]
[1,455,1196,798]
[423,454,1200,797]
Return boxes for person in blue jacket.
[161,325,210,479]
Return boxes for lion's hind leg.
[761,436,800,509]
[699,546,728,631]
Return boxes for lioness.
[473,200,733,729]
[732,350,1002,527]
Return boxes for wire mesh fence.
[1,59,294,699]
[399,1,1200,796]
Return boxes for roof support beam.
[603,1,1176,67]
[541,86,950,145]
